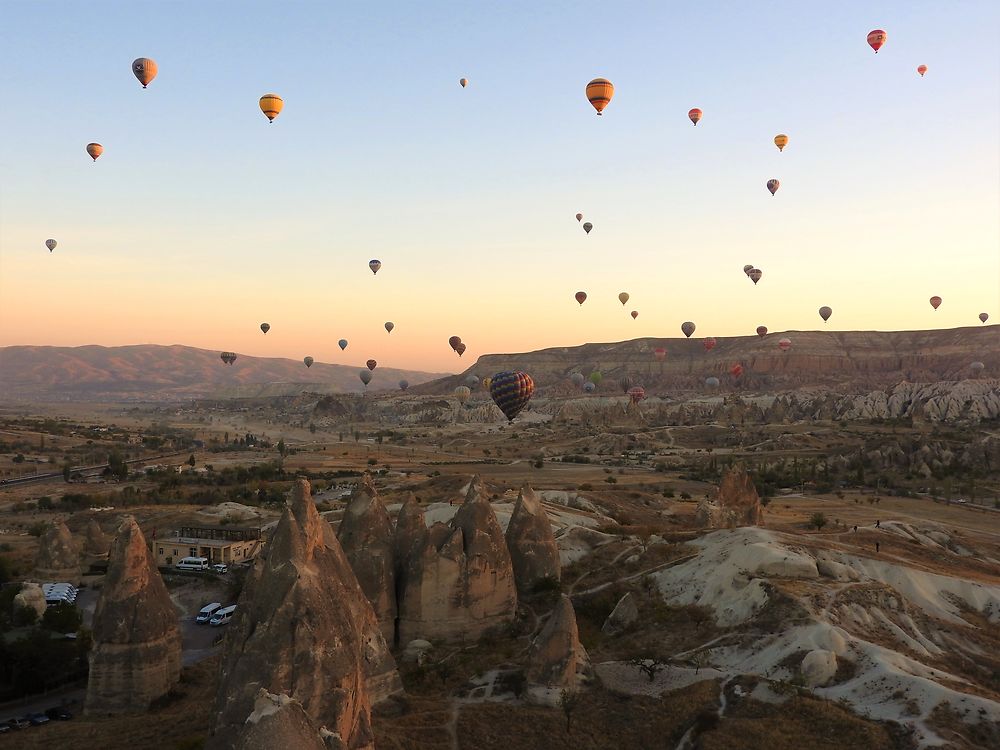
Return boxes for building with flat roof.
[153,526,263,568]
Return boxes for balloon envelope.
[930,296,942,310]
[259,93,283,122]
[460,78,468,88]
[743,264,754,276]
[778,338,792,352]
[448,335,462,350]
[86,143,103,161]
[681,321,696,338]
[970,361,985,374]
[366,359,377,371]
[260,323,270,334]
[575,213,583,222]
[819,306,833,322]
[618,292,629,305]
[917,65,927,77]
[132,58,157,88]
[570,373,585,387]
[399,379,409,390]
[627,386,645,405]
[867,29,887,53]
[703,337,716,352]
[688,108,702,125]
[466,375,479,387]
[618,375,633,393]
[338,339,348,350]
[654,348,666,361]
[454,386,471,404]
[774,134,789,152]
[630,310,638,320]
[360,370,372,385]
[303,356,314,368]
[369,259,382,275]
[45,239,56,252]
[730,363,744,378]
[582,222,593,234]
[749,269,763,285]
[586,78,614,115]
[980,313,989,324]
[455,342,467,356]
[384,322,394,333]
[489,371,535,421]
[583,382,595,392]
[575,291,587,305]
[705,376,720,388]
[756,326,768,338]
[588,371,602,385]
[766,179,780,196]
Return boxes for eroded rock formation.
[83,518,111,557]
[13,583,47,621]
[34,521,80,583]
[602,592,638,636]
[527,595,591,688]
[235,690,335,750]
[505,485,561,595]
[695,466,764,529]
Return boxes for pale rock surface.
[601,592,639,636]
[235,690,334,750]
[13,582,47,620]
[83,518,111,557]
[34,521,80,584]
[694,466,763,529]
[816,559,860,582]
[505,485,561,594]
[527,595,592,688]
[85,518,181,715]
[801,649,838,687]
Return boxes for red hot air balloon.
[688,108,702,126]
[729,363,744,379]
[917,65,927,77]
[867,29,887,53]
[654,348,667,361]
[681,321,696,338]
[749,269,763,285]
[366,359,377,370]
[489,370,535,421]
[448,335,462,350]
[929,296,942,310]
[575,291,587,305]
[627,386,645,405]
[756,326,768,338]
[778,338,792,352]
[703,337,717,352]
[456,342,467,357]
[630,310,638,320]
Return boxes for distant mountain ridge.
[0,344,446,402]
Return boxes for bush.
[27,521,49,537]
[604,476,617,484]
[679,491,692,500]
[810,512,828,531]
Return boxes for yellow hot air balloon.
[586,78,614,115]
[132,58,157,88]
[774,134,788,152]
[259,94,283,123]
[86,143,103,161]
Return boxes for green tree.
[108,451,128,481]
[187,454,196,467]
[810,512,828,531]
[62,460,72,483]
[559,689,580,734]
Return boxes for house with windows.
[153,525,263,567]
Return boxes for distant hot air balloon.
[618,292,630,306]
[654,347,666,361]
[575,213,583,222]
[459,78,468,88]
[366,359,377,371]
[303,356,314,368]
[489,370,535,421]
[867,29,887,53]
[729,363,744,379]
[774,134,789,152]
[743,264,754,276]
[369,259,382,275]
[749,268,763,285]
[618,375,633,393]
[260,322,270,334]
[930,296,942,310]
[220,352,237,365]
[917,65,927,77]
[338,339,348,350]
[482,376,492,391]
[970,361,985,376]
[259,94,283,122]
[45,239,56,252]
[819,306,832,322]
[778,338,792,352]
[360,370,372,386]
[688,108,702,126]
[703,337,717,352]
[384,322,394,334]
[583,381,595,393]
[132,58,157,88]
[586,78,614,115]
[756,326,768,338]
[570,373,585,388]
[454,385,471,404]
[399,379,409,390]
[980,313,989,324]
[705,376,720,388]
[575,291,587,305]
[589,371,602,386]
[455,342,467,357]
[466,374,479,387]
[630,310,638,320]
[448,336,462,351]
[681,321,696,338]
[627,386,645,405]
[766,179,780,196]
[86,143,103,161]
[582,222,593,234]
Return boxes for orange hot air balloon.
[86,143,103,161]
[688,108,702,126]
[132,58,157,88]
[575,291,587,305]
[867,29,887,53]
[929,296,942,310]
[756,325,768,338]
[630,310,638,320]
[703,337,716,352]
[774,134,788,152]
[259,93,283,122]
[654,348,666,361]
[586,78,614,115]
[917,65,927,77]
[366,359,377,371]
[460,78,468,88]
[778,338,792,352]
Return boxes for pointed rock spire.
[527,595,592,688]
[34,520,80,583]
[505,485,561,594]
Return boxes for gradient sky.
[1,1,998,372]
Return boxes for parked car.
[6,718,30,730]
[26,713,50,726]
[195,602,223,624]
[44,707,73,721]
[211,563,228,574]
[209,604,237,627]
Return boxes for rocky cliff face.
[85,518,181,715]
[527,595,591,688]
[209,479,400,750]
[34,521,80,583]
[337,474,397,642]
[505,485,561,594]
[235,690,337,750]
[695,466,764,529]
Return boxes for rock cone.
[84,518,111,557]
[505,485,560,594]
[695,465,764,528]
[34,521,80,583]
[236,690,335,750]
[527,595,591,688]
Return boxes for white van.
[209,604,237,627]
[175,557,210,571]
[195,602,223,624]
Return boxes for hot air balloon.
[575,291,587,305]
[819,306,832,322]
[86,143,103,161]
[688,108,702,126]
[570,373,585,388]
[703,337,717,352]
[618,375,633,393]
[756,326,768,338]
[575,213,583,222]
[681,321,696,338]
[369,259,382,275]
[45,239,57,252]
[589,371,602,386]
[448,336,462,351]
[482,376,492,391]
[399,379,409,390]
[366,359,377,371]
[930,296,942,310]
[454,386,471,404]
[583,381,595,393]
[260,323,270,334]
[259,94,283,122]
[627,386,645,405]
[466,375,479,387]
[582,222,593,234]
[618,292,629,306]
[384,322,394,334]
[220,352,237,365]
[460,78,468,88]
[338,339,348,350]
[489,370,535,421]
[917,65,927,77]
[749,268,763,285]
[630,311,638,320]
[132,58,157,88]
[360,370,372,386]
[778,338,792,352]
[586,78,614,115]
[970,361,985,375]
[705,376,720,388]
[729,363,744,379]
[303,356,314,368]
[867,29,887,53]
[455,343,467,357]
[980,313,989,324]
[774,134,788,152]
[654,347,666,361]
[766,179,780,196]
[743,264,754,276]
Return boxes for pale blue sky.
[1,1,997,370]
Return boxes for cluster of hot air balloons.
[220,352,237,365]
[447,336,467,357]
[743,265,763,285]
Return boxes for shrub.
[810,512,828,531]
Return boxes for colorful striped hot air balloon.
[489,371,535,421]
[454,385,471,404]
[366,359,377,371]
[132,58,157,88]
[259,93,283,122]
[774,134,788,152]
[586,78,614,115]
[766,179,780,196]
[688,108,702,126]
[867,29,887,53]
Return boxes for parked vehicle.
[175,557,210,571]
[6,718,30,730]
[196,602,223,624]
[209,604,237,626]
[26,713,50,726]
[211,563,228,574]
[45,707,73,721]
